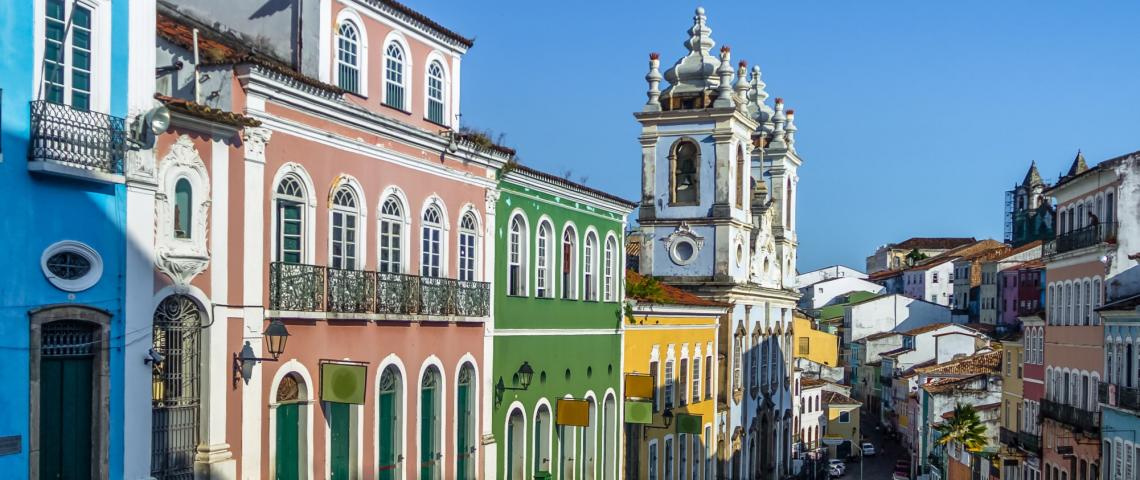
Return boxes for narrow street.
[832,414,909,480]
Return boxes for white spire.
[645,53,662,112]
[734,61,751,112]
[712,46,735,108]
[785,108,797,150]
[661,7,722,98]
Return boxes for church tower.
[634,8,806,479]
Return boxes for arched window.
[419,366,442,480]
[733,334,743,393]
[1094,279,1102,325]
[736,145,746,209]
[384,42,406,110]
[427,61,446,125]
[584,231,598,301]
[274,372,310,479]
[331,186,359,269]
[507,215,528,296]
[378,366,403,480]
[421,206,444,277]
[671,140,699,205]
[336,21,361,93]
[379,197,405,273]
[458,213,478,282]
[275,176,306,263]
[664,359,675,408]
[603,235,617,302]
[152,295,203,479]
[561,226,578,299]
[174,178,192,239]
[456,364,476,479]
[536,221,553,298]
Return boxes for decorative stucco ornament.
[662,221,706,251]
[242,127,273,162]
[155,135,211,286]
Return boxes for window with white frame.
[679,357,688,406]
[330,186,360,269]
[584,231,598,301]
[421,206,443,277]
[379,196,404,273]
[336,21,361,94]
[426,60,446,124]
[275,176,306,263]
[458,212,477,281]
[648,440,659,480]
[561,227,578,299]
[664,359,675,408]
[384,42,406,110]
[603,235,616,301]
[507,215,527,296]
[42,0,95,110]
[692,355,701,403]
[1094,278,1102,325]
[678,433,687,479]
[650,359,660,411]
[704,353,712,399]
[664,436,673,480]
[536,221,553,297]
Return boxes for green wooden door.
[329,402,350,480]
[275,403,300,480]
[456,381,469,479]
[378,389,397,480]
[420,386,435,479]
[40,356,93,480]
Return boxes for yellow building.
[996,337,1025,479]
[793,314,840,368]
[623,271,728,480]
[822,390,862,459]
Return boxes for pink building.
[147,2,509,478]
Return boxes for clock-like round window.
[670,238,698,265]
[41,241,103,292]
[736,243,745,266]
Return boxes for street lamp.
[232,319,291,385]
[495,361,535,406]
[643,407,675,438]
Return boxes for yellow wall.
[825,403,861,459]
[999,343,1024,431]
[624,306,721,479]
[794,316,839,368]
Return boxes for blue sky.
[417,1,1140,272]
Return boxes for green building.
[492,165,635,480]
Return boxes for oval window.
[41,240,103,292]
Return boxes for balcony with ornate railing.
[1044,222,1118,257]
[1099,381,1140,412]
[999,427,1019,447]
[1017,430,1040,454]
[1040,398,1100,434]
[28,100,127,181]
[269,262,489,319]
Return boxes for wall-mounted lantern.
[494,361,535,406]
[232,319,291,386]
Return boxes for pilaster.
[240,126,272,479]
[481,187,499,480]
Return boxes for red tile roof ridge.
[625,270,731,308]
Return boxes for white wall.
[934,332,979,364]
[796,266,866,288]
[802,277,884,309]
[844,294,953,343]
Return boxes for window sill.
[424,117,449,129]
[381,102,412,116]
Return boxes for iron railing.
[271,262,489,317]
[1099,381,1140,412]
[1044,222,1118,256]
[29,100,126,174]
[999,427,1018,447]
[1040,398,1100,433]
[1017,431,1040,454]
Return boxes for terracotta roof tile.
[881,347,913,357]
[512,165,636,208]
[821,390,861,406]
[899,322,957,336]
[866,331,901,341]
[379,0,474,48]
[625,270,730,308]
[892,237,977,250]
[915,350,1002,376]
[800,378,827,389]
[155,94,260,128]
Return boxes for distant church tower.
[1005,161,1055,247]
[635,8,804,479]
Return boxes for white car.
[829,464,845,478]
[828,459,846,473]
[861,442,876,456]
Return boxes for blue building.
[0,0,153,477]
[1100,291,1140,479]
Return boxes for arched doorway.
[420,366,442,480]
[151,295,203,479]
[601,395,617,480]
[582,397,597,480]
[378,366,403,480]
[456,364,476,480]
[275,372,309,480]
[506,408,526,480]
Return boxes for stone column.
[240,126,272,479]
[481,187,499,480]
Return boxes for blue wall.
[0,0,131,476]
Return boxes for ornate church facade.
[635,7,804,479]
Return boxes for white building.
[796,265,866,288]
[843,294,954,345]
[799,276,885,309]
[902,258,956,306]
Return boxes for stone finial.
[713,46,736,108]
[661,7,721,98]
[750,65,774,123]
[645,52,663,112]
[770,98,787,148]
[785,108,797,149]
[734,61,751,112]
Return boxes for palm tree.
[934,403,988,451]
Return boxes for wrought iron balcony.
[1099,381,1140,412]
[1017,431,1040,454]
[1040,398,1100,434]
[270,262,490,318]
[28,100,126,177]
[999,427,1018,447]
[1044,222,1118,256]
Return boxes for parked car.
[861,442,876,456]
[828,459,846,474]
[829,464,845,478]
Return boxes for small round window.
[41,241,103,292]
[736,243,745,266]
[670,238,698,265]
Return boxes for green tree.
[934,403,988,451]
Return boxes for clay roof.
[915,350,1002,376]
[900,360,937,378]
[379,0,474,47]
[881,347,913,358]
[867,269,904,281]
[866,331,901,341]
[899,322,958,336]
[155,94,260,128]
[512,165,637,208]
[1003,258,1045,272]
[801,378,827,389]
[821,390,861,406]
[625,270,729,308]
[892,237,977,250]
[924,374,988,394]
